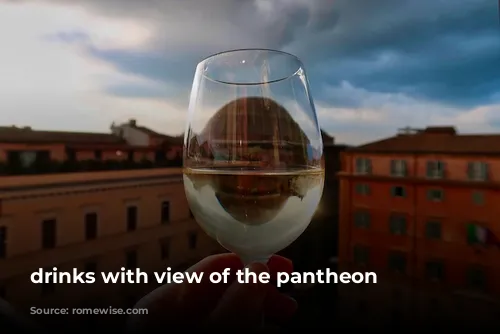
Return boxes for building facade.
[0,122,218,330]
[337,126,500,329]
[0,168,222,331]
[0,119,183,177]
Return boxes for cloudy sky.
[1,0,498,144]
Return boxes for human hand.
[126,253,297,332]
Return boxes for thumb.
[208,262,269,330]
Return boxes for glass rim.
[197,48,304,86]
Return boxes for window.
[85,212,98,240]
[355,183,370,195]
[427,189,444,202]
[355,158,371,174]
[19,151,37,168]
[353,245,369,266]
[466,222,489,245]
[126,250,137,269]
[160,238,170,260]
[425,220,441,239]
[94,150,102,160]
[84,261,97,274]
[128,151,135,162]
[466,266,486,291]
[391,186,406,198]
[425,261,445,281]
[188,232,197,250]
[388,252,406,273]
[66,148,76,161]
[390,160,407,177]
[467,162,488,181]
[127,206,137,232]
[42,219,57,249]
[161,201,170,224]
[426,160,445,179]
[353,211,370,228]
[472,191,484,205]
[0,226,6,259]
[389,214,407,235]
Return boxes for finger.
[127,254,244,332]
[267,255,293,281]
[208,262,269,330]
[176,253,244,313]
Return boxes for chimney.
[423,126,456,135]
[129,119,137,127]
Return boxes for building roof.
[0,126,125,145]
[321,130,335,145]
[199,97,313,145]
[122,119,184,145]
[348,126,500,154]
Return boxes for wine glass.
[183,48,324,267]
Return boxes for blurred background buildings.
[1,122,500,331]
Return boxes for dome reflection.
[185,97,322,226]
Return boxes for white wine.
[183,167,324,261]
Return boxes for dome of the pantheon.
[185,96,321,226]
[203,96,309,143]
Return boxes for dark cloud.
[297,0,500,108]
[39,0,499,109]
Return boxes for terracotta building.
[0,167,221,329]
[0,119,183,175]
[336,126,500,329]
[0,122,219,330]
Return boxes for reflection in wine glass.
[183,49,324,266]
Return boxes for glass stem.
[241,255,271,267]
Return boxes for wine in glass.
[183,49,324,266]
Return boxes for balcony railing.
[0,158,182,176]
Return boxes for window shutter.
[402,160,408,176]
[390,160,395,175]
[441,161,446,178]
[427,189,432,200]
[426,161,433,177]
[483,163,489,180]
[466,162,473,180]
[367,159,372,174]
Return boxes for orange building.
[0,119,183,174]
[0,122,221,331]
[0,168,222,329]
[336,126,500,329]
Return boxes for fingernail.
[246,262,269,274]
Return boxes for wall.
[0,143,66,161]
[339,151,500,298]
[119,125,150,147]
[0,168,222,314]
